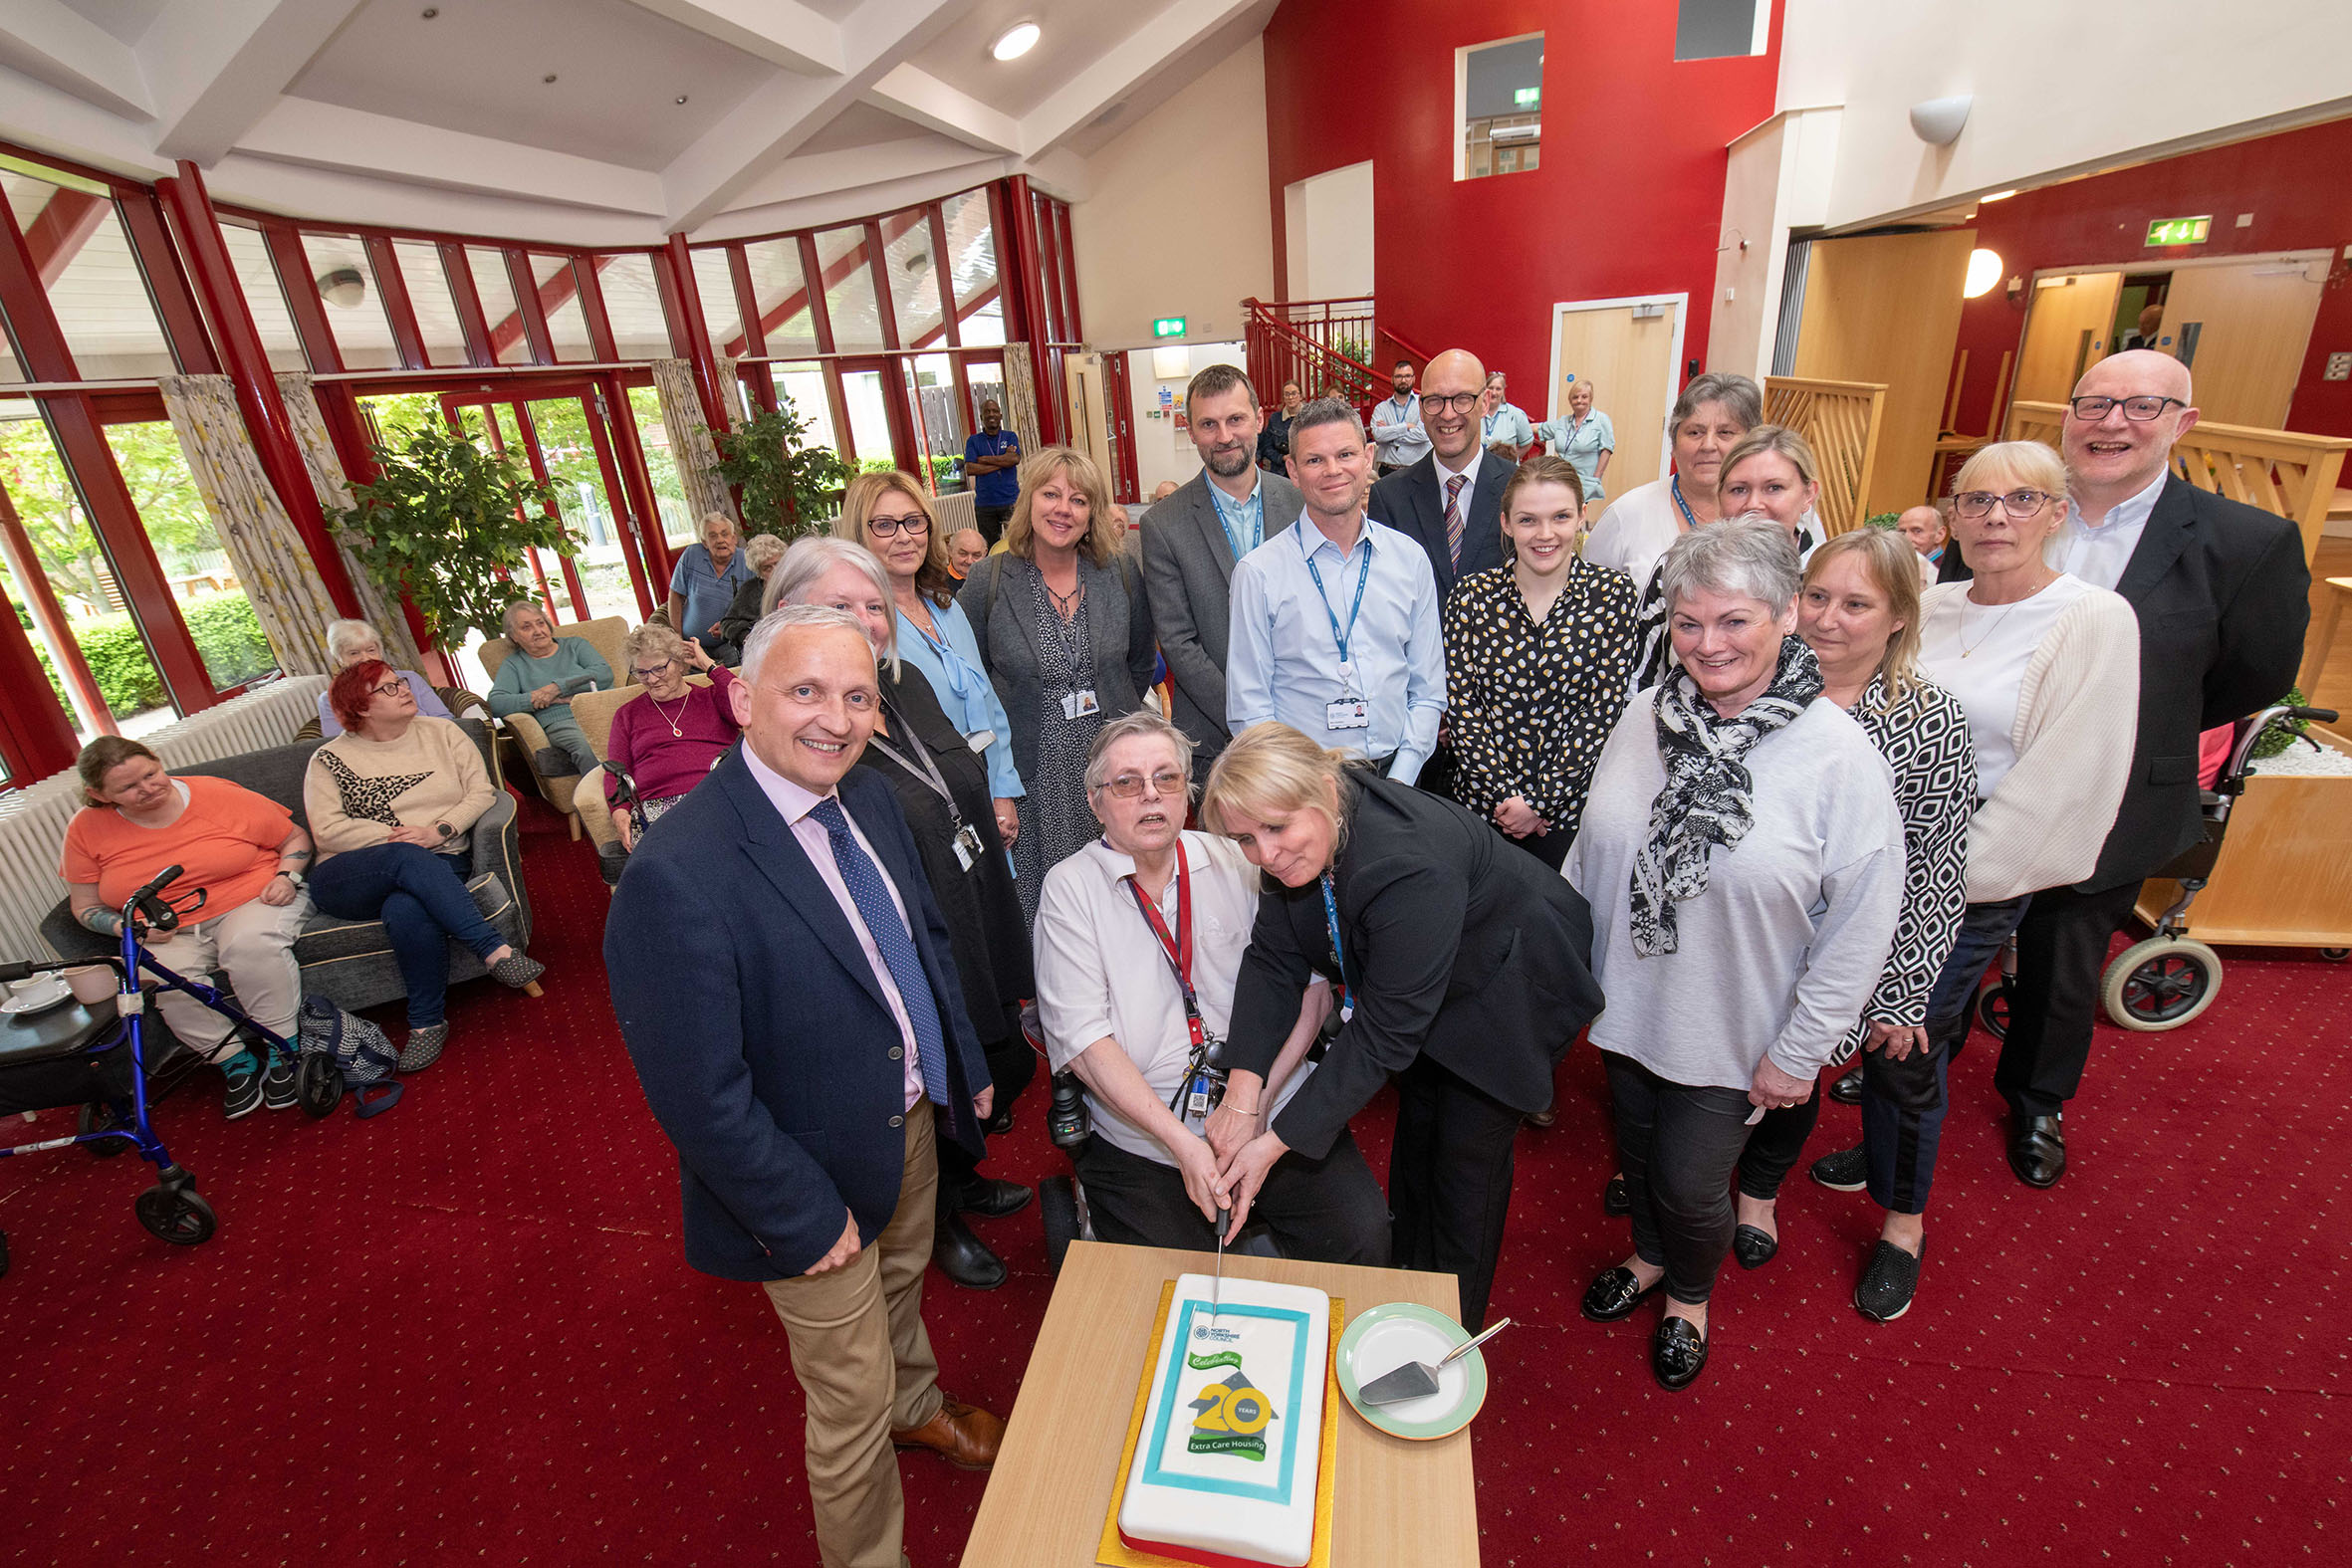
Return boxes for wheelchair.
[0,866,342,1275]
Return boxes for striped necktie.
[810,797,950,1105]
[1443,473,1468,568]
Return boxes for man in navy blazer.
[607,603,1003,1568]
[1369,346,1516,601]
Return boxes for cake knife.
[1358,1317,1513,1405]
[1211,1197,1228,1321]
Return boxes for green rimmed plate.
[1335,1301,1487,1440]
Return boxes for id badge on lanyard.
[1059,688,1100,721]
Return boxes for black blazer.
[1225,773,1603,1159]
[1369,449,1516,599]
[605,752,990,1280]
[2085,477,2308,889]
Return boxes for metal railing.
[1244,297,1381,413]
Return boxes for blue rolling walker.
[0,864,342,1273]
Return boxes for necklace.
[1045,575,1084,620]
[1957,598,2021,658]
[648,689,693,737]
[901,593,938,640]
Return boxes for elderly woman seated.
[63,736,315,1121]
[305,659,547,1068]
[488,600,611,779]
[599,623,740,877]
[714,533,786,658]
[320,618,451,738]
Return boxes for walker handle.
[123,865,184,934]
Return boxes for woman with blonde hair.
[958,445,1155,923]
[1201,721,1604,1331]
[834,470,1024,851]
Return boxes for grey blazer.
[1139,470,1306,760]
[956,550,1157,786]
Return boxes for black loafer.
[1827,1070,1864,1106]
[983,1103,1015,1137]
[1602,1175,1631,1217]
[1732,1224,1778,1270]
[1855,1238,1923,1322]
[931,1214,1007,1290]
[1809,1145,1867,1192]
[2007,1114,2066,1189]
[1580,1264,1662,1323]
[959,1178,1034,1220]
[1651,1316,1709,1391]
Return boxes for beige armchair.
[569,675,716,884]
[479,615,632,838]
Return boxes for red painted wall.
[1952,116,2352,441]
[1262,0,1779,414]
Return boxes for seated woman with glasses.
[602,623,740,868]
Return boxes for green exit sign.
[1514,87,1540,108]
[1152,317,1187,337]
[2145,215,2212,247]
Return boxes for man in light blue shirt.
[1227,399,1445,783]
[1370,360,1431,474]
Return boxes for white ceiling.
[0,0,1280,246]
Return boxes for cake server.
[1358,1317,1512,1405]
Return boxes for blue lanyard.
[1211,483,1261,560]
[1299,527,1372,665]
[1669,476,1699,530]
[1319,871,1353,1013]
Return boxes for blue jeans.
[309,843,508,1027]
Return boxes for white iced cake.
[1117,1273,1330,1567]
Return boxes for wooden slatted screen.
[1764,376,1887,535]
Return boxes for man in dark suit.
[1997,351,2309,1188]
[606,604,1004,1568]
[1141,363,1305,765]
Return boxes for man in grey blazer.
[1142,364,1304,765]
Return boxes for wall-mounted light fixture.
[1964,248,2002,299]
[317,267,366,308]
[1908,95,1972,146]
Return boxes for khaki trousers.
[760,1111,944,1568]
[146,893,310,1060]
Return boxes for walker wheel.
[1040,1176,1080,1277]
[134,1183,216,1245]
[1975,980,2011,1041]
[79,1101,130,1157]
[2321,948,2349,963]
[2102,937,2222,1032]
[296,1052,343,1119]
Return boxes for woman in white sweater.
[1806,441,2137,1320]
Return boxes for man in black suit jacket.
[1997,351,2309,1189]
[606,605,1004,1568]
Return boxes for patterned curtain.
[651,357,739,529]
[275,374,429,673]
[1001,344,1045,454]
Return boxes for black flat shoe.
[1580,1264,1663,1323]
[1854,1238,1924,1322]
[1525,1102,1558,1129]
[959,1177,1034,1220]
[1602,1175,1631,1217]
[932,1214,1007,1290]
[1651,1316,1709,1391]
[1732,1224,1778,1270]
[2007,1113,2066,1189]
[1827,1070,1864,1106]
[1810,1145,1867,1192]
[983,1103,1015,1137]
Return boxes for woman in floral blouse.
[1441,456,1642,870]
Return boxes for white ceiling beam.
[866,65,1022,155]
[659,0,974,230]
[141,0,370,165]
[206,152,666,248]
[0,0,153,119]
[236,99,667,217]
[732,132,1001,210]
[1021,0,1272,157]
[618,0,845,76]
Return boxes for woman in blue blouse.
[833,470,1026,847]
[666,512,755,662]
[1532,380,1616,510]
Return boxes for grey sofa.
[42,720,532,1016]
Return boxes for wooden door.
[2013,272,2123,409]
[1061,350,1113,484]
[1549,299,1682,495]
[2158,259,2326,428]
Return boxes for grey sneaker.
[261,1051,299,1110]
[399,1022,449,1072]
[221,1052,263,1120]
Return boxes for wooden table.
[960,1240,1481,1567]
[2296,575,2352,699]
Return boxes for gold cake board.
[1095,1280,1343,1568]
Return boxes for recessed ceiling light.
[543,73,559,84]
[421,7,438,17]
[991,22,1041,62]
[1982,189,2018,202]
[675,95,689,105]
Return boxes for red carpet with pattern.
[3,801,2344,1565]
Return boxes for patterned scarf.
[1629,634,1822,957]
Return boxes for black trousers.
[973,503,1014,545]
[1604,1052,1757,1307]
[1737,1088,1821,1203]
[934,1024,1037,1217]
[1390,1053,1525,1330]
[1997,880,2144,1119]
[1073,1128,1391,1267]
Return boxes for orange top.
[61,776,294,919]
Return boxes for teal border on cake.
[1137,1300,1310,1504]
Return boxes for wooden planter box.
[2134,724,2352,949]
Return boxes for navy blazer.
[1369,449,1516,599]
[605,748,990,1281]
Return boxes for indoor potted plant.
[709,395,852,541]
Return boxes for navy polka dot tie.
[811,797,950,1106]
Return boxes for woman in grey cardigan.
[1563,521,1904,1392]
[958,445,1154,925]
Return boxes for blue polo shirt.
[964,429,1022,507]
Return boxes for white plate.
[1,986,76,1015]
[1335,1305,1487,1440]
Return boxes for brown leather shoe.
[891,1397,1004,1470]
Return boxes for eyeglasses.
[630,661,677,680]
[2066,394,2185,422]
[1098,768,1187,799]
[1420,392,1482,415]
[366,678,407,698]
[868,514,930,539]
[1954,489,2056,519]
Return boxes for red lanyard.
[1124,840,1205,1047]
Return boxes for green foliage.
[2248,687,2310,762]
[19,593,273,719]
[329,417,574,646]
[184,594,278,688]
[0,415,225,609]
[857,456,897,475]
[929,455,960,490]
[710,397,852,541]
[1864,512,1903,531]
